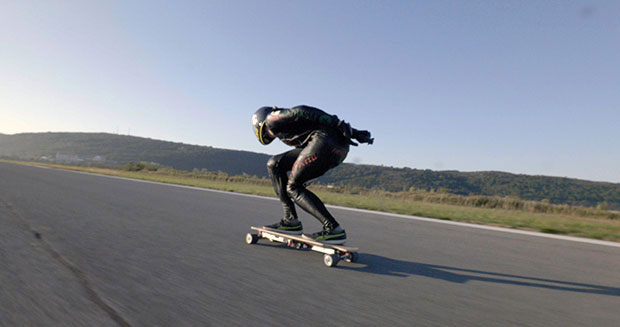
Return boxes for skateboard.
[246,226,359,267]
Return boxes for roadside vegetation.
[5,159,620,242]
[3,132,620,209]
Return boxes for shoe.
[263,219,303,235]
[302,226,347,245]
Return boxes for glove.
[336,120,353,139]
[352,129,374,145]
[336,120,358,146]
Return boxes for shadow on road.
[340,253,620,297]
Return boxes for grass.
[312,189,620,241]
[5,159,620,242]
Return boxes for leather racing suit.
[265,105,351,229]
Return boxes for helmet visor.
[252,107,275,145]
[258,121,274,145]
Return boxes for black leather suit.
[265,105,350,229]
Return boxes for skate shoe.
[263,219,303,235]
[302,226,347,245]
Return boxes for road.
[1,161,619,326]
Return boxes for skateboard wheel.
[323,254,339,267]
[246,233,258,244]
[349,252,359,263]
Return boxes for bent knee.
[286,182,302,198]
[266,156,278,173]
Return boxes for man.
[251,105,373,244]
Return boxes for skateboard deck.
[246,226,359,267]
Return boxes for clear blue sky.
[1,1,619,183]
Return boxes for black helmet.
[251,106,275,145]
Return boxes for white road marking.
[22,163,620,248]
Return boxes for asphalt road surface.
[1,161,619,326]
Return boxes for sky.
[1,1,619,183]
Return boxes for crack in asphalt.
[0,197,132,327]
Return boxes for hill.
[320,165,620,209]
[0,132,270,176]
[1,132,619,209]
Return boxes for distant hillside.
[1,132,619,209]
[320,165,620,209]
[0,132,270,176]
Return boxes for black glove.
[336,120,353,138]
[336,120,358,146]
[352,129,374,144]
